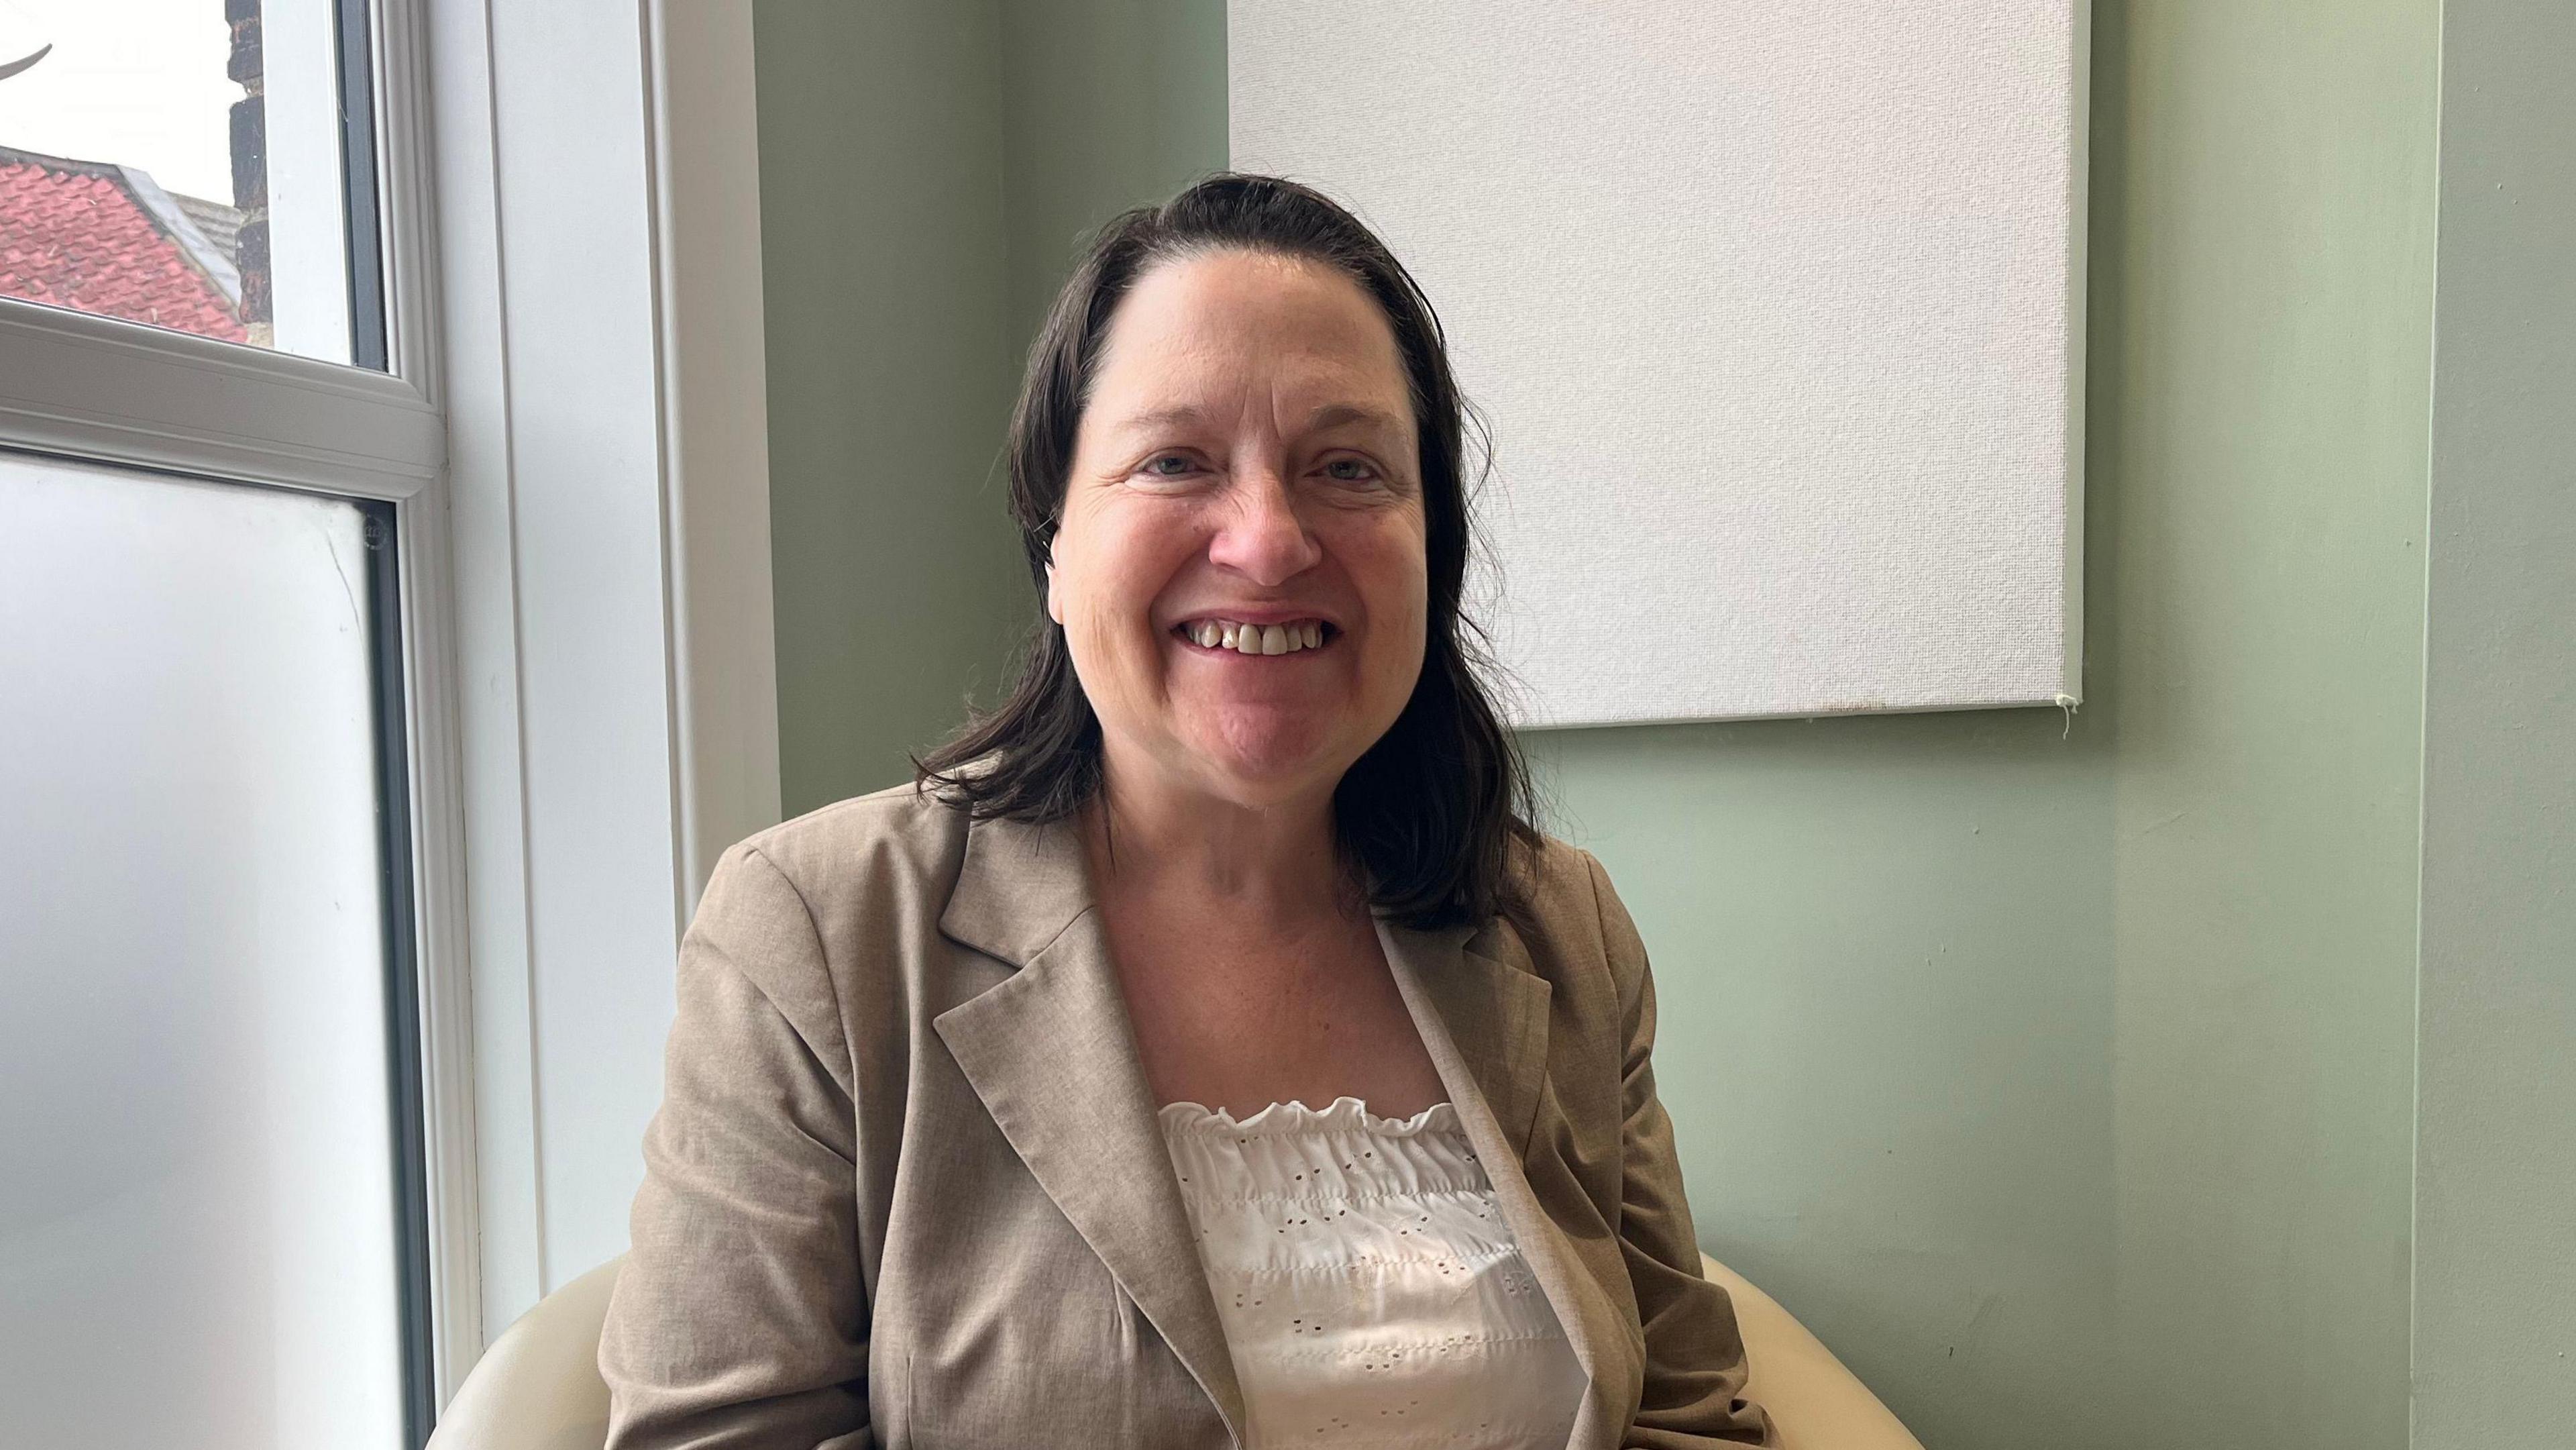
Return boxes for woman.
[600,173,1772,1449]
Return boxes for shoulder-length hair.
[914,172,1541,931]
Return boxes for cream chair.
[427,1253,1921,1450]
[426,1257,623,1450]
[1697,1255,1925,1450]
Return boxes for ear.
[1043,556,1063,625]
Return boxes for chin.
[1188,713,1354,802]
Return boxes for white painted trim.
[420,0,547,1351]
[0,300,441,499]
[647,0,783,905]
[374,0,449,409]
[371,0,487,1408]
[423,0,784,1371]
[396,483,488,1410]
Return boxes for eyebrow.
[1113,401,1409,441]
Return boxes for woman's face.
[1049,248,1428,811]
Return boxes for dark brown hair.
[914,172,1540,930]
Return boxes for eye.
[1320,456,1381,484]
[1134,453,1201,482]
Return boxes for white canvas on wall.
[1229,1,2087,727]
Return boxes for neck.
[1083,747,1355,923]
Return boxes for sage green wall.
[2413,0,2576,1441]
[755,3,2436,1447]
[2082,12,2430,1447]
[755,0,1030,813]
[1538,6,2432,1445]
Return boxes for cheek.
[1053,508,1195,673]
[1346,520,1431,686]
[1061,574,1152,686]
[1373,513,1430,613]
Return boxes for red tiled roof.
[0,152,246,342]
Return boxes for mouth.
[1170,616,1340,657]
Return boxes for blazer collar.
[932,807,1593,1443]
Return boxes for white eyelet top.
[1159,1096,1587,1449]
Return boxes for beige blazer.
[599,780,1773,1449]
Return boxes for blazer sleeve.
[599,843,873,1450]
[1580,849,1778,1449]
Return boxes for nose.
[1205,467,1322,585]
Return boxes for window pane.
[0,453,409,1449]
[0,0,376,366]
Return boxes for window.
[4,0,780,1431]
[0,0,382,366]
[0,3,451,1447]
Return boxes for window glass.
[0,0,374,366]
[0,451,409,1449]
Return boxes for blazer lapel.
[1376,913,1633,1450]
[1375,916,1550,1157]
[933,812,1246,1443]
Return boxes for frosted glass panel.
[0,454,406,1449]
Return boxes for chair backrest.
[423,1251,1921,1449]
[423,1255,622,1450]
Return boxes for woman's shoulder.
[1481,830,1638,978]
[1501,829,1618,930]
[713,777,976,925]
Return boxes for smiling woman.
[598,174,1775,1449]
[1046,247,1430,840]
[918,182,1525,929]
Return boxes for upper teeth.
[1186,619,1327,655]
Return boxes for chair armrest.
[1701,1251,1924,1450]
[425,1255,625,1450]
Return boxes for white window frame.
[0,0,779,1414]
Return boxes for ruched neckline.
[1157,1095,1460,1138]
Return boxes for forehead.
[1087,250,1414,440]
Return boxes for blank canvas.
[1229,1,2088,727]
